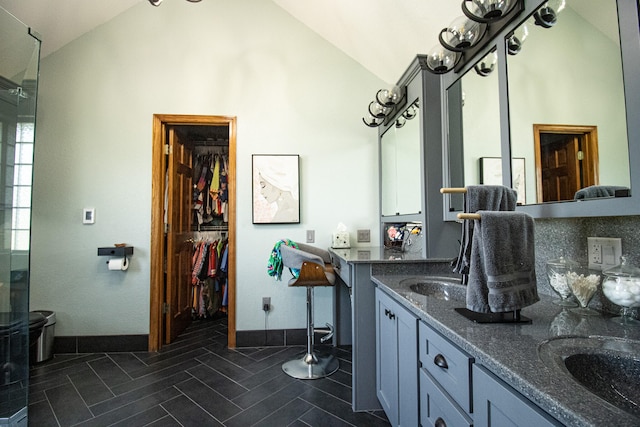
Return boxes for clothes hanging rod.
[440,187,467,194]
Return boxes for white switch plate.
[83,208,95,224]
[588,237,622,270]
[306,230,315,243]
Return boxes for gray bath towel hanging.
[466,210,539,313]
[453,185,517,277]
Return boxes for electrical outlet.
[357,229,370,243]
[306,230,315,243]
[588,237,622,270]
[262,297,271,312]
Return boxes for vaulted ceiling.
[0,1,618,84]
[0,0,461,83]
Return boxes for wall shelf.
[97,246,134,257]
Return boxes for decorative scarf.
[267,239,299,280]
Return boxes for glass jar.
[602,256,640,324]
[546,255,579,306]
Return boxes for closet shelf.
[194,225,228,232]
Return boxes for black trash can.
[31,310,55,363]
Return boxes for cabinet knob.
[435,416,447,427]
[384,308,396,319]
[433,353,448,369]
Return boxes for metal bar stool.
[280,243,339,379]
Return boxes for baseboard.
[53,334,149,354]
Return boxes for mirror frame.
[441,0,640,219]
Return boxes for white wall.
[29,0,384,336]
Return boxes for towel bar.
[457,213,481,220]
[440,187,467,194]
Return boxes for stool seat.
[280,243,339,380]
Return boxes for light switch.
[83,208,95,224]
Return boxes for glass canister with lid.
[602,256,640,324]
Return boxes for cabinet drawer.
[420,368,472,427]
[419,321,474,413]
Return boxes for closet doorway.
[149,114,237,351]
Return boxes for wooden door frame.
[533,123,599,203]
[150,114,237,351]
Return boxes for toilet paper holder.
[98,246,134,271]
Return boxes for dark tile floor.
[28,317,390,426]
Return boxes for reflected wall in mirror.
[447,49,501,211]
[507,0,630,204]
[381,100,421,216]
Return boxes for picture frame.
[252,154,300,224]
[479,157,526,205]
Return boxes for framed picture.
[252,154,300,224]
[479,157,526,205]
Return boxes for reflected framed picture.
[479,157,526,205]
[252,154,300,224]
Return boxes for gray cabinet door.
[376,288,418,427]
[473,365,561,427]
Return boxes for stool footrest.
[316,322,334,343]
[282,350,339,379]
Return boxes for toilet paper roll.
[107,257,129,271]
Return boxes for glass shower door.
[0,6,40,426]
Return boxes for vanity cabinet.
[473,364,561,427]
[377,55,459,259]
[375,287,418,427]
[418,321,474,427]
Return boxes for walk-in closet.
[150,114,237,351]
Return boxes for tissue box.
[332,231,350,249]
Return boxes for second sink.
[538,335,640,420]
[399,277,465,302]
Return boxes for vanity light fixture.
[362,114,385,128]
[462,0,517,24]
[439,16,487,52]
[474,50,498,76]
[362,85,406,127]
[426,44,460,74]
[533,0,566,28]
[507,21,529,55]
[368,101,390,119]
[402,104,418,120]
[395,116,407,128]
[376,86,403,107]
[425,0,522,74]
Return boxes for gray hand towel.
[453,185,518,277]
[466,210,539,313]
[574,185,629,200]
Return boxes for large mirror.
[507,0,630,204]
[381,100,421,216]
[447,49,503,212]
[444,0,640,218]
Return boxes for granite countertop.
[329,246,449,263]
[371,273,640,427]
